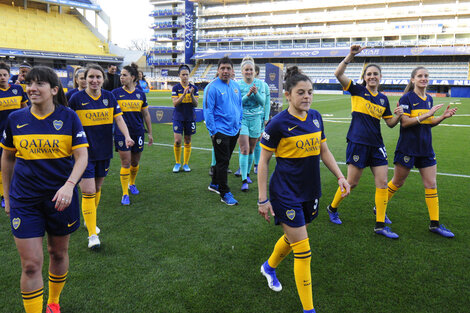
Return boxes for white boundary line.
[149,142,470,179]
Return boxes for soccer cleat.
[373,207,392,224]
[121,195,130,205]
[46,303,61,313]
[429,224,454,238]
[254,164,258,174]
[221,192,238,206]
[182,164,191,172]
[260,261,282,292]
[227,168,232,174]
[209,166,214,176]
[374,226,399,239]
[173,163,181,173]
[327,205,342,225]
[246,175,253,184]
[1,196,4,208]
[208,183,220,195]
[241,182,249,192]
[304,309,316,313]
[234,168,241,177]
[88,234,100,249]
[128,184,140,195]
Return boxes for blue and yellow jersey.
[345,80,392,147]
[172,82,199,121]
[112,87,148,135]
[65,88,79,101]
[260,109,326,202]
[8,75,27,92]
[239,78,265,117]
[0,106,88,201]
[69,89,122,161]
[0,84,29,135]
[396,91,435,156]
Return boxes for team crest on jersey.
[286,209,295,220]
[53,120,63,130]
[156,110,163,121]
[12,218,21,230]
[353,155,360,162]
[136,94,141,99]
[12,88,18,95]
[404,156,410,163]
[233,88,238,94]
[103,99,109,106]
[313,119,320,128]
[380,99,385,105]
[174,126,178,131]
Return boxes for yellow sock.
[48,272,67,305]
[375,188,388,223]
[82,193,97,237]
[291,238,314,311]
[22,287,43,313]
[331,186,346,209]
[0,170,3,197]
[95,189,101,208]
[129,165,139,185]
[425,188,439,221]
[387,181,400,200]
[174,143,182,164]
[120,167,130,196]
[183,143,192,165]
[268,234,292,268]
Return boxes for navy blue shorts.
[394,151,437,169]
[346,141,388,169]
[82,159,110,179]
[272,198,319,227]
[10,189,80,238]
[173,120,196,136]
[115,133,145,153]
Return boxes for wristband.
[66,180,76,186]
[257,199,269,205]
[337,176,345,180]
[416,116,421,124]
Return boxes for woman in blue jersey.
[112,63,153,205]
[1,66,88,313]
[137,71,150,93]
[65,68,86,101]
[69,63,134,249]
[258,66,349,313]
[171,64,198,173]
[238,56,265,191]
[325,45,403,239]
[0,62,29,208]
[386,67,457,237]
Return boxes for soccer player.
[9,61,32,91]
[253,64,270,174]
[258,66,349,313]
[65,68,86,101]
[325,45,403,239]
[171,64,198,173]
[112,63,153,205]
[1,66,88,313]
[204,56,242,205]
[387,67,457,237]
[69,64,134,249]
[0,62,29,208]
[237,56,266,191]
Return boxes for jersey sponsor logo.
[413,103,420,107]
[76,108,114,126]
[404,156,410,163]
[12,88,18,95]
[119,94,125,98]
[353,155,360,162]
[351,96,387,120]
[313,119,320,128]
[68,220,77,227]
[14,134,72,160]
[276,131,322,158]
[262,131,270,141]
[118,99,143,112]
[288,125,298,131]
[0,96,22,110]
[81,102,89,106]
[12,218,21,230]
[286,209,295,220]
[53,120,63,131]
[364,93,370,96]
[16,123,29,129]
[409,109,434,124]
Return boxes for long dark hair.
[361,63,382,87]
[122,63,139,83]
[25,66,68,107]
[284,66,312,93]
[404,66,428,94]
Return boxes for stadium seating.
[0,3,110,56]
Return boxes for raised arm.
[335,45,365,89]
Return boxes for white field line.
[148,142,470,178]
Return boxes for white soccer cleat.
[88,234,100,249]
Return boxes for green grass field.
[1,92,469,313]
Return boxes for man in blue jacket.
[204,56,242,205]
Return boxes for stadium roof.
[30,0,101,11]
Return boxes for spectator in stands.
[65,68,86,101]
[204,56,242,205]
[137,70,150,93]
[103,64,121,91]
[386,66,457,238]
[9,61,32,91]
[325,45,403,239]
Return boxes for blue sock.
[239,153,249,180]
[254,142,261,166]
[211,148,216,167]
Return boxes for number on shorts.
[314,199,318,210]
[379,146,387,158]
[191,122,196,130]
[138,136,143,146]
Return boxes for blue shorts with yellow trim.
[83,159,110,179]
[173,120,196,136]
[9,189,80,238]
[115,133,145,153]
[272,198,319,227]
[394,151,436,169]
[240,115,263,138]
[346,141,388,169]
